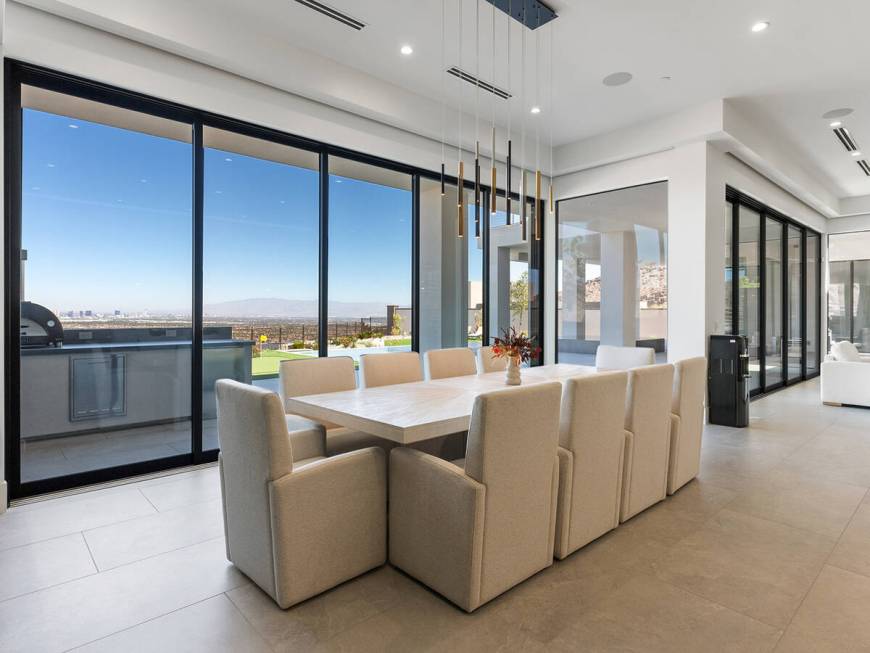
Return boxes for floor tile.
[0,538,246,653]
[84,499,224,570]
[828,502,870,579]
[779,427,870,488]
[0,533,97,602]
[727,468,866,538]
[653,509,835,628]
[0,489,156,551]
[228,565,410,652]
[550,573,781,652]
[139,467,222,512]
[776,565,870,652]
[71,594,271,653]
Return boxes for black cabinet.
[708,335,750,428]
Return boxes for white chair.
[554,372,629,559]
[216,379,386,609]
[477,345,508,373]
[595,345,655,370]
[389,382,562,612]
[821,341,870,407]
[667,357,707,495]
[425,347,478,380]
[620,363,675,522]
[359,351,423,388]
[278,357,395,456]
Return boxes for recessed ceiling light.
[823,108,853,119]
[530,106,542,114]
[400,44,413,56]
[602,72,633,87]
[830,121,843,128]
[751,21,770,32]
[853,151,862,157]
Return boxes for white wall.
[827,215,870,235]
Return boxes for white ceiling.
[14,0,870,202]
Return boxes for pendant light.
[457,0,464,238]
[490,0,497,216]
[548,19,555,216]
[534,5,542,241]
[520,2,527,242]
[440,0,446,195]
[505,0,512,222]
[474,0,481,239]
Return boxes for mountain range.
[203,297,392,318]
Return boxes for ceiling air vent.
[447,67,512,100]
[858,160,870,177]
[294,0,365,30]
[834,126,859,152]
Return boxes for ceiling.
[14,0,870,202]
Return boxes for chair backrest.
[425,347,478,380]
[596,345,655,370]
[477,345,508,373]
[359,351,423,388]
[216,379,293,596]
[560,371,628,453]
[624,364,675,506]
[672,357,707,425]
[464,382,561,602]
[279,356,355,428]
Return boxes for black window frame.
[726,187,821,398]
[3,60,545,502]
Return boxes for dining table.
[283,362,598,445]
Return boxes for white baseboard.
[0,481,7,514]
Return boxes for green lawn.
[252,350,316,378]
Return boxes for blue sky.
[22,109,416,314]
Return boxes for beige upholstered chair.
[667,357,707,495]
[477,345,508,373]
[554,371,628,559]
[596,345,655,370]
[425,347,478,380]
[216,380,386,609]
[389,382,562,612]
[359,351,423,388]
[278,357,394,456]
[620,363,675,522]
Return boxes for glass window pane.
[19,86,193,483]
[725,201,733,334]
[737,206,761,392]
[854,261,870,352]
[557,182,668,366]
[327,157,412,366]
[202,127,319,451]
[490,194,542,364]
[418,179,483,353]
[787,226,803,379]
[806,234,819,374]
[829,260,852,346]
[764,218,783,388]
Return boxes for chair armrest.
[284,417,326,462]
[389,447,486,612]
[554,447,574,560]
[619,429,634,523]
[268,447,386,608]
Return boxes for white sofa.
[821,341,870,408]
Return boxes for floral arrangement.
[491,327,541,363]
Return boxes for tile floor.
[2,378,870,652]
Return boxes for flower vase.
[506,355,522,386]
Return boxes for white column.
[600,230,638,347]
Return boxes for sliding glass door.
[6,63,547,500]
[726,188,821,396]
